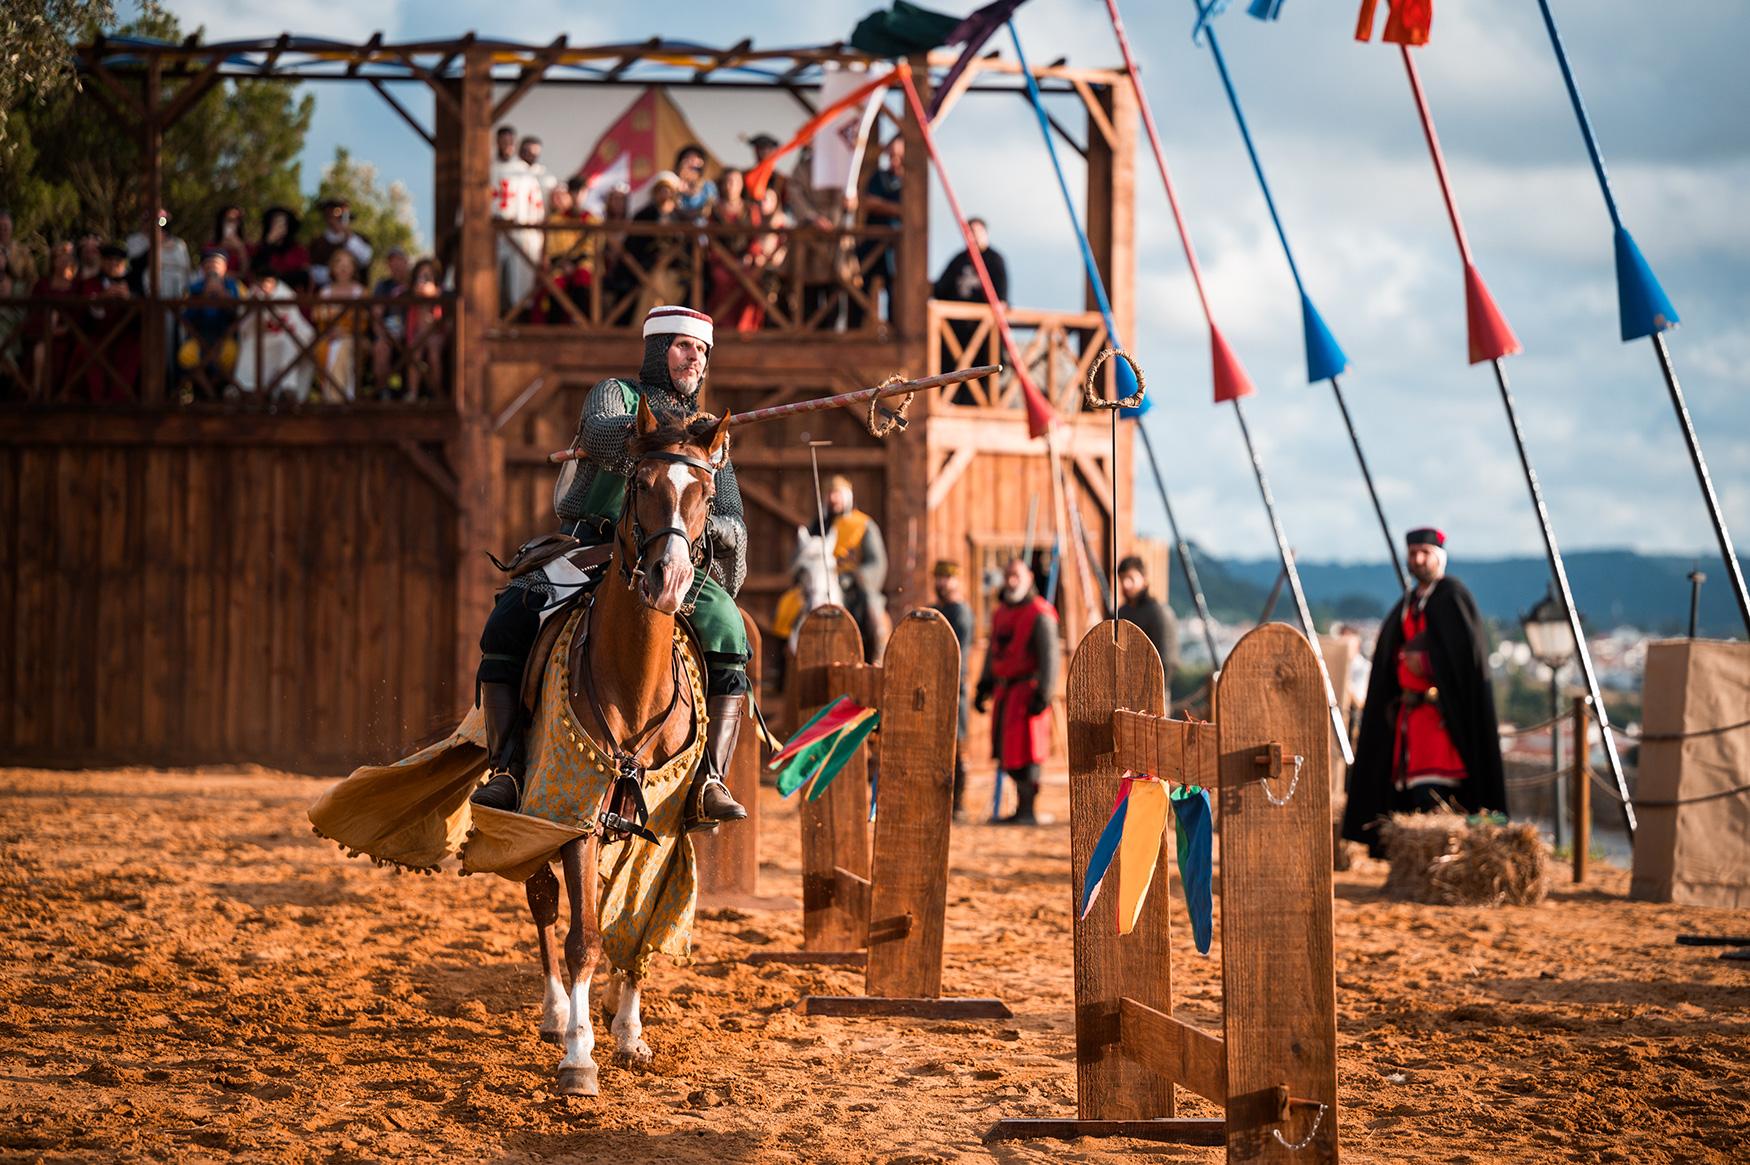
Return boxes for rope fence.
[1607,716,1750,744]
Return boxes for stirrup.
[684,775,746,834]
[471,767,523,811]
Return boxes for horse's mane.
[628,413,720,461]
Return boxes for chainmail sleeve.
[579,377,639,477]
[706,459,748,597]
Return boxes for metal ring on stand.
[1084,346,1147,411]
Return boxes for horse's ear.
[707,411,731,467]
[636,394,659,436]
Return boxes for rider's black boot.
[685,694,750,833]
[470,681,524,811]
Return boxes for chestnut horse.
[525,400,728,1097]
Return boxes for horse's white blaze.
[610,975,644,1051]
[646,462,698,612]
[541,973,569,1034]
[558,969,596,1069]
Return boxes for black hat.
[746,132,780,151]
[1405,527,1446,548]
[99,243,128,260]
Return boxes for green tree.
[0,6,311,265]
[309,146,423,267]
[0,0,117,164]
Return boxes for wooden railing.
[925,300,1112,416]
[492,220,901,338]
[0,292,457,408]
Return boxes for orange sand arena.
[0,765,1745,1163]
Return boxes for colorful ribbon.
[1171,785,1213,955]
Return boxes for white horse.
[790,525,843,652]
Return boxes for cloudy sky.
[136,0,1750,568]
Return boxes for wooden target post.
[989,620,1338,1160]
[752,605,1010,1020]
[696,613,796,912]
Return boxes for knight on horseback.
[471,304,750,833]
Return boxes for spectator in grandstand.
[520,135,558,200]
[310,247,368,403]
[371,247,412,394]
[24,242,79,399]
[179,247,242,397]
[208,205,250,278]
[83,243,140,403]
[250,206,310,291]
[674,143,718,222]
[404,257,446,401]
[308,197,373,288]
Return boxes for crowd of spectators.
[0,200,451,406]
[491,125,912,333]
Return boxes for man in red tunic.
[1342,527,1509,855]
[974,557,1060,825]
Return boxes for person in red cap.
[1342,527,1508,855]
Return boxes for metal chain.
[1498,712,1570,739]
[1608,716,1750,744]
[1587,769,1750,809]
[1271,1102,1328,1152]
[1259,755,1305,806]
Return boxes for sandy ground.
[0,765,1745,1164]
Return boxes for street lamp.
[1521,589,1579,850]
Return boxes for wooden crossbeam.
[1115,998,1228,1107]
[156,51,228,130]
[694,37,751,82]
[492,35,567,124]
[368,77,435,146]
[827,661,884,710]
[1111,708,1217,786]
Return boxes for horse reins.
[616,449,718,614]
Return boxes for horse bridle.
[616,449,718,610]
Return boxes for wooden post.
[141,58,165,406]
[1216,623,1338,1162]
[1070,619,1174,1121]
[887,52,935,617]
[801,608,1010,1019]
[794,605,870,955]
[696,614,795,911]
[1572,695,1591,886]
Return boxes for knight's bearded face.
[668,336,709,394]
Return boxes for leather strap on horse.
[576,603,694,845]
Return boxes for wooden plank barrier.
[751,605,1010,1020]
[989,620,1338,1160]
[695,613,797,912]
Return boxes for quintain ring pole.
[1083,347,1147,412]
[545,365,999,462]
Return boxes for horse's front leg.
[609,972,653,1069]
[526,864,568,1044]
[556,836,604,1097]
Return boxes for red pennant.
[1021,376,1057,438]
[1463,263,1521,364]
[1210,325,1256,403]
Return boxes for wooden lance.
[546,366,1000,462]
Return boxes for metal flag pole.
[1138,422,1223,667]
[1400,45,1636,832]
[1536,0,1749,637]
[806,439,835,595]
[1103,0,1352,761]
[1195,5,1407,589]
[1007,17,1213,648]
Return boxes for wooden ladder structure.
[750,605,1010,1020]
[989,619,1338,1160]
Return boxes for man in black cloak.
[1342,528,1509,855]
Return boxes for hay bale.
[1381,811,1547,906]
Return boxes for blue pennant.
[1078,784,1131,921]
[1614,225,1678,342]
[1302,293,1349,382]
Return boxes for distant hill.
[1169,548,1744,637]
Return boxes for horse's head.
[619,397,729,615]
[792,526,844,613]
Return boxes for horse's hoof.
[539,1028,564,1046]
[557,1063,599,1097]
[612,1040,654,1070]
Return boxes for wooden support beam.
[345,33,384,78]
[1115,998,1229,1107]
[1111,709,1218,786]
[395,440,460,508]
[1071,450,1114,519]
[490,373,551,433]
[801,996,1013,1019]
[155,51,227,131]
[924,446,977,511]
[85,58,147,124]
[694,37,752,82]
[368,77,435,147]
[492,35,567,125]
[1071,78,1117,150]
[826,661,883,710]
[734,475,812,530]
[986,1119,1226,1145]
